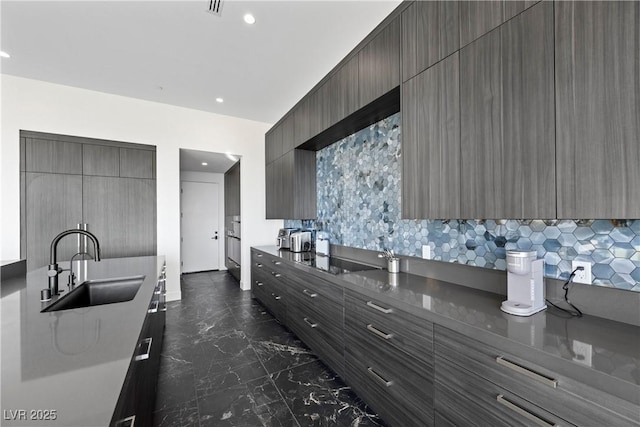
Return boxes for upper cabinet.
[358,16,401,107]
[401,0,459,82]
[120,147,155,179]
[224,161,241,217]
[265,123,283,164]
[460,1,555,219]
[265,149,316,220]
[25,138,82,174]
[555,1,640,218]
[327,57,359,128]
[403,53,460,219]
[459,0,504,47]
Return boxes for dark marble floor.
[152,271,385,427]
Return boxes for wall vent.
[207,0,224,16]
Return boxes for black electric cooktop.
[286,252,380,275]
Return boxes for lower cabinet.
[110,263,166,427]
[344,290,435,427]
[434,325,639,427]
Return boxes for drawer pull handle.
[256,253,263,257]
[272,272,282,278]
[366,324,393,340]
[255,281,264,287]
[303,289,318,298]
[135,338,152,361]
[158,278,166,283]
[271,293,281,301]
[367,367,392,387]
[366,301,393,314]
[160,303,167,312]
[496,395,558,427]
[148,300,159,313]
[272,260,282,265]
[256,263,263,268]
[496,357,557,388]
[303,317,318,328]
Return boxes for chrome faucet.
[48,229,101,296]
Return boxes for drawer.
[435,354,571,427]
[251,270,287,324]
[287,269,343,305]
[345,327,434,427]
[435,325,639,426]
[345,290,433,366]
[287,303,345,377]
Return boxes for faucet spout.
[48,229,101,296]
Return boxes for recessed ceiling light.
[243,14,255,25]
[0,51,10,58]
[202,162,208,166]
[216,97,224,103]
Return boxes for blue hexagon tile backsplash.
[285,112,640,291]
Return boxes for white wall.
[1,75,283,299]
[180,171,227,271]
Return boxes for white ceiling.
[180,148,239,173]
[1,0,402,125]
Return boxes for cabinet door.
[120,148,155,179]
[459,0,504,47]
[555,1,640,218]
[225,161,240,216]
[402,0,459,82]
[281,113,296,153]
[292,150,316,220]
[265,125,283,164]
[83,176,156,259]
[358,17,400,108]
[83,144,119,176]
[402,53,460,219]
[25,138,82,174]
[293,97,311,147]
[461,2,554,218]
[504,0,539,21]
[25,173,83,270]
[327,57,359,127]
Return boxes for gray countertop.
[1,256,163,427]
[253,246,640,406]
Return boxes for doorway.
[181,181,220,273]
[179,149,240,276]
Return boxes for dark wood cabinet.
[281,113,296,153]
[401,0,459,82]
[265,125,283,164]
[555,1,640,218]
[83,144,119,176]
[327,57,359,128]
[459,0,504,48]
[224,161,241,216]
[25,138,83,175]
[265,149,316,220]
[293,96,312,147]
[503,0,539,21]
[358,17,400,108]
[460,1,555,219]
[120,148,155,179]
[402,53,460,219]
[83,176,156,259]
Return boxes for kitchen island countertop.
[1,256,163,427]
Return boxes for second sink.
[41,275,145,312]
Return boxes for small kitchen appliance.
[277,228,298,250]
[501,250,546,316]
[315,231,330,257]
[290,231,312,253]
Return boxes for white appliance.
[315,231,330,257]
[501,250,546,316]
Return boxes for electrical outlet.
[422,245,431,259]
[572,261,592,284]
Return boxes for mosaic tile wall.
[286,112,640,291]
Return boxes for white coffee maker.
[501,250,546,316]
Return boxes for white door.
[181,181,220,273]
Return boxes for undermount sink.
[41,275,145,312]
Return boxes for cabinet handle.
[160,303,167,312]
[367,367,393,387]
[271,293,281,301]
[496,395,558,427]
[154,286,162,295]
[496,357,557,388]
[302,289,318,298]
[256,253,263,257]
[272,272,281,278]
[135,337,152,361]
[366,301,393,314]
[158,278,166,283]
[272,260,282,265]
[114,415,136,427]
[256,263,263,268]
[303,317,318,328]
[148,300,159,313]
[255,281,264,287]
[366,324,393,340]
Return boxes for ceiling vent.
[207,0,224,16]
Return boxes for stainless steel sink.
[41,275,145,312]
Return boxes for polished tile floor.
[152,271,385,427]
